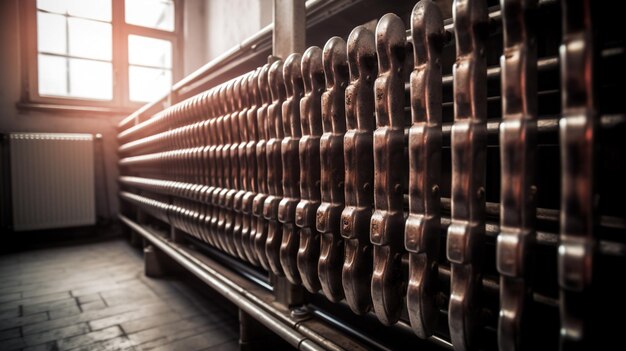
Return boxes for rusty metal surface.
[116,1,625,349]
[341,25,376,316]
[253,64,272,271]
[317,36,349,303]
[233,76,249,262]
[370,13,408,327]
[497,0,538,349]
[244,69,262,265]
[558,0,597,349]
[296,46,324,293]
[264,59,287,276]
[279,53,304,285]
[405,0,444,340]
[446,0,488,349]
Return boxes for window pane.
[69,59,112,100]
[38,54,67,97]
[128,35,172,68]
[68,18,111,60]
[125,0,174,31]
[38,0,111,22]
[129,66,172,102]
[38,55,112,100]
[37,12,66,55]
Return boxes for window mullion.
[64,12,70,96]
[112,0,128,107]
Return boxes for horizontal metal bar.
[119,187,626,257]
[171,25,272,93]
[116,106,625,159]
[405,47,623,91]
[442,0,557,40]
[185,236,272,291]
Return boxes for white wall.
[184,0,208,76]
[204,0,272,62]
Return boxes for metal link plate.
[447,0,488,349]
[370,13,408,326]
[296,46,324,293]
[341,25,377,316]
[405,0,444,339]
[317,36,349,302]
[279,53,304,285]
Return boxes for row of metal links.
[117,1,603,349]
[558,0,597,349]
[497,0,538,350]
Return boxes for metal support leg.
[144,245,180,277]
[239,309,274,351]
[272,274,305,308]
[170,226,186,244]
[272,0,306,308]
[273,0,305,58]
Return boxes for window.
[36,0,113,100]
[19,0,183,113]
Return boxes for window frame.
[19,0,184,114]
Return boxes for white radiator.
[9,133,96,231]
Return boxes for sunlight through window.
[34,0,176,104]
[36,0,113,100]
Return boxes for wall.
[0,0,209,226]
[0,0,121,225]
[184,0,208,76]
[204,0,272,62]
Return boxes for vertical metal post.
[273,0,305,58]
[272,0,306,308]
[239,309,271,351]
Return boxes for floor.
[0,238,240,351]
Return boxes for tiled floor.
[0,239,240,351]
